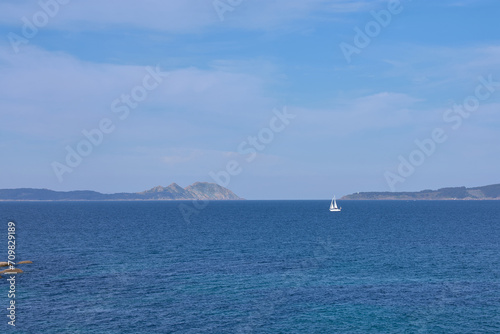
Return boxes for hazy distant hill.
[185,182,241,200]
[342,184,500,200]
[0,182,242,201]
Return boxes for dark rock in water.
[0,268,23,274]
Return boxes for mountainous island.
[0,182,242,201]
[342,183,500,200]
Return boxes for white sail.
[329,195,341,212]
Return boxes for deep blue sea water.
[0,200,499,333]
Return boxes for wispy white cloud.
[0,0,216,32]
[293,91,420,137]
[0,45,274,141]
[0,0,391,34]
[380,44,500,81]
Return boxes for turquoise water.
[0,200,499,333]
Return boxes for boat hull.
[329,196,341,212]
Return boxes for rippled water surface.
[0,200,499,333]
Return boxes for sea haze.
[0,200,499,333]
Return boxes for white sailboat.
[329,196,341,212]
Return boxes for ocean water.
[0,200,499,333]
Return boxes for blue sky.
[1,0,499,199]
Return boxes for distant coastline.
[341,183,500,200]
[3,182,500,201]
[0,182,242,201]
